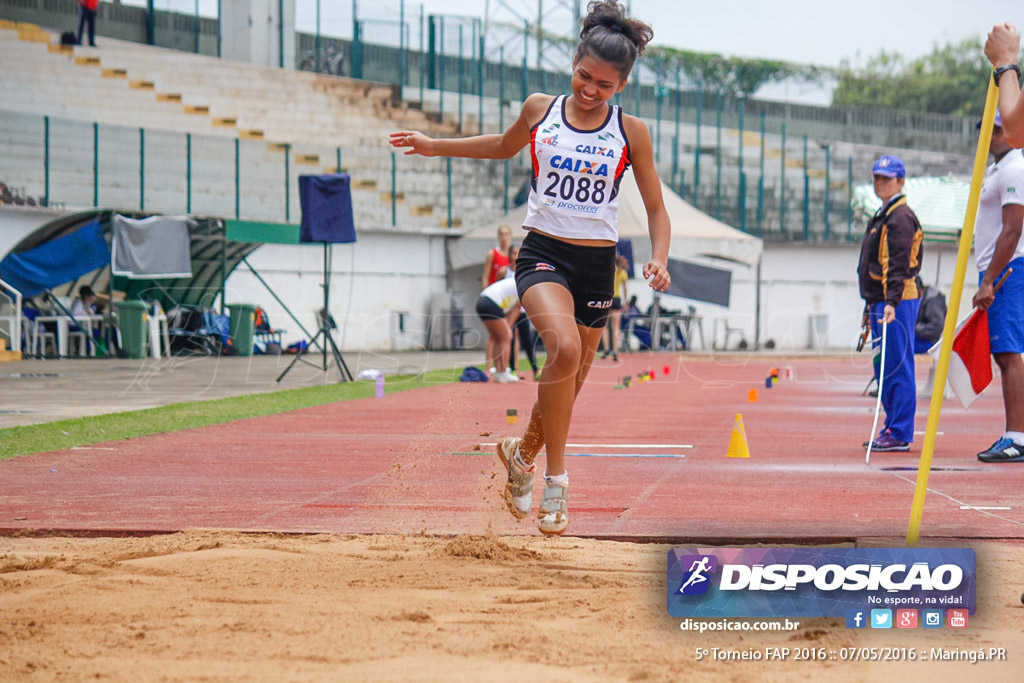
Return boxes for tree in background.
[832,39,995,116]
[528,27,828,98]
[647,46,828,97]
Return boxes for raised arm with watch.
[994,63,1022,85]
[985,23,1024,146]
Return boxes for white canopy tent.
[851,176,970,242]
[447,170,763,270]
[441,171,764,351]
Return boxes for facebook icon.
[845,609,867,629]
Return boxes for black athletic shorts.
[610,297,623,311]
[515,229,616,328]
[475,296,505,321]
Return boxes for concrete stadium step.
[0,27,454,147]
[0,27,528,230]
[0,337,23,363]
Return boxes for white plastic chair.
[32,323,57,357]
[68,327,91,356]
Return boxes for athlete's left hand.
[973,281,995,310]
[643,259,670,292]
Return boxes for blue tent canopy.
[0,211,262,310]
[0,220,109,298]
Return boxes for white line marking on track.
[480,442,693,449]
[883,469,1024,529]
[449,451,685,459]
[959,506,1012,511]
[567,453,686,459]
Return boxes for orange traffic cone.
[726,413,751,458]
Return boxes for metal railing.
[0,0,975,241]
[0,277,23,353]
[0,110,514,231]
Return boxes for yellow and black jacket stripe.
[857,195,923,307]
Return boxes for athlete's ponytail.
[576,1,653,78]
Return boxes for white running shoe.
[494,370,520,383]
[537,476,569,535]
[496,437,534,519]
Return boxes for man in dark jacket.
[913,277,947,354]
[857,155,923,452]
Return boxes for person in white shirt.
[973,110,1024,463]
[70,285,100,318]
[476,248,521,384]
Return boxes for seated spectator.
[622,295,650,349]
[22,298,57,353]
[71,285,103,317]
[645,297,685,349]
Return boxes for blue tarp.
[0,220,109,298]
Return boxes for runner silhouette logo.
[676,555,718,595]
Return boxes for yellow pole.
[906,81,1000,546]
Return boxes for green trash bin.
[117,300,149,359]
[228,303,256,357]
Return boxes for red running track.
[2,354,1022,542]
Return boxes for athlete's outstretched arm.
[390,93,553,160]
[623,115,671,292]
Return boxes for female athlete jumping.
[391,1,670,534]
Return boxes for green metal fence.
[0,0,975,242]
[4,108,871,243]
[1,109,514,232]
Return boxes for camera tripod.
[276,244,353,383]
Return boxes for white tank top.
[523,95,631,242]
[482,273,519,314]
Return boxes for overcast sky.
[399,0,1012,67]
[158,1,1012,66]
[147,0,1015,103]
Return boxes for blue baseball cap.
[976,109,1003,129]
[872,155,906,179]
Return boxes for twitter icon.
[870,609,892,629]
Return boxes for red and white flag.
[930,309,993,409]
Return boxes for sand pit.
[0,531,1021,681]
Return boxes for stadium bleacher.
[0,19,513,228]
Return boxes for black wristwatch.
[993,64,1022,85]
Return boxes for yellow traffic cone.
[726,413,751,459]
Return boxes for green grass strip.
[0,367,463,461]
